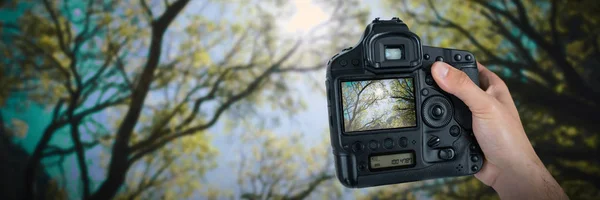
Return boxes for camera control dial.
[422,96,453,128]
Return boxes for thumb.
[431,62,494,114]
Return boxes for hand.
[431,62,568,200]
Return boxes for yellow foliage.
[10,118,28,138]
[45,179,68,200]
[193,50,212,66]
[584,135,598,148]
[124,8,135,17]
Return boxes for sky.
[189,0,398,197]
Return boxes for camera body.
[325,17,484,188]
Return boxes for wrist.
[492,158,566,200]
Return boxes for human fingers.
[476,62,519,119]
[431,62,496,116]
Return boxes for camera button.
[469,144,478,151]
[454,54,462,61]
[421,88,429,96]
[427,135,440,147]
[435,56,444,62]
[422,96,453,128]
[351,59,359,65]
[352,142,364,153]
[471,165,479,172]
[471,155,479,162]
[449,125,460,137]
[425,74,434,85]
[424,54,430,60]
[339,59,348,66]
[358,161,367,171]
[431,105,445,119]
[438,148,455,160]
[399,137,408,148]
[465,54,473,61]
[368,140,379,150]
[383,138,394,149]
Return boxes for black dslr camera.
[325,17,484,188]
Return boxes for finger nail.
[433,62,449,78]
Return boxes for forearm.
[493,159,568,200]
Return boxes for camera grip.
[334,153,358,187]
[461,66,479,87]
[452,65,479,130]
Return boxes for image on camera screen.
[341,78,416,133]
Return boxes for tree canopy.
[1,0,598,199]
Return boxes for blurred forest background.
[0,0,598,199]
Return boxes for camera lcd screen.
[370,152,414,169]
[384,45,404,60]
[341,78,416,133]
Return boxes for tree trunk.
[88,1,190,199]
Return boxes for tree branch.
[43,140,100,157]
[473,0,597,101]
[127,156,174,200]
[91,1,190,199]
[129,40,302,163]
[503,77,599,129]
[390,95,414,102]
[82,38,128,89]
[418,0,507,66]
[510,0,530,26]
[367,178,473,199]
[274,64,326,73]
[14,35,72,91]
[549,0,560,46]
[479,10,556,84]
[51,98,65,122]
[346,81,374,130]
[73,0,95,52]
[140,0,154,20]
[69,118,91,199]
[41,0,70,56]
[286,173,334,200]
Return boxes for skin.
[431,62,569,200]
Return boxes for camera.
[325,17,484,187]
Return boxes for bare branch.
[69,117,91,199]
[511,0,530,26]
[218,29,250,66]
[413,0,505,65]
[14,35,72,91]
[115,56,134,90]
[41,0,70,56]
[51,98,65,122]
[286,173,334,200]
[43,140,100,157]
[129,40,303,163]
[549,0,560,46]
[127,156,175,200]
[274,64,326,73]
[92,1,190,198]
[140,0,154,20]
[83,39,128,89]
[346,81,374,130]
[473,0,599,101]
[479,10,555,82]
[73,0,95,51]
